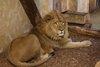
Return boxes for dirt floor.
[0,34,99,67]
[0,9,100,67]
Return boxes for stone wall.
[67,0,77,12]
[0,0,33,52]
[89,0,97,12]
[34,0,52,17]
[67,0,89,13]
[77,0,89,13]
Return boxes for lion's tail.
[8,55,51,67]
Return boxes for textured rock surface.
[0,0,32,52]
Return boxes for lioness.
[7,10,92,67]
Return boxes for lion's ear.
[43,14,53,22]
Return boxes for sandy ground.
[0,9,100,67]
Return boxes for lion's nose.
[59,27,64,31]
[59,25,65,31]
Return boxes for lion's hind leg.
[65,40,92,48]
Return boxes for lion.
[95,61,100,67]
[7,10,92,67]
[7,34,53,67]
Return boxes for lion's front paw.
[82,40,92,47]
[95,61,100,67]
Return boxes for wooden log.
[68,26,100,38]
[19,0,42,27]
[68,22,92,28]
[62,11,90,24]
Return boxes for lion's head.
[37,10,66,41]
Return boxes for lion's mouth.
[58,31,64,37]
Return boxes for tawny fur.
[95,61,100,67]
[7,10,92,67]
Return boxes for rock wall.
[0,0,33,52]
[77,0,89,13]
[34,0,51,17]
[89,0,97,12]
[40,0,49,17]
[67,0,77,12]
